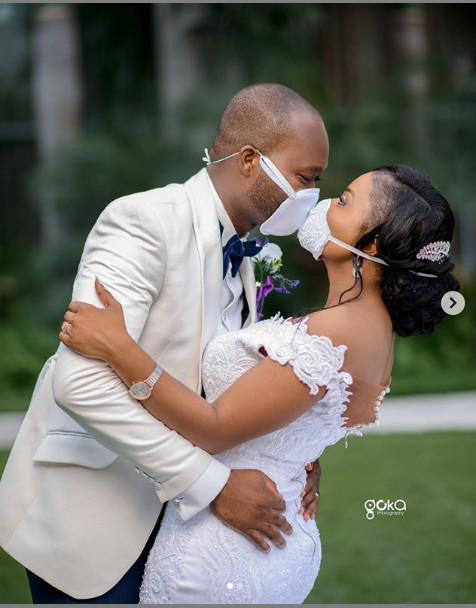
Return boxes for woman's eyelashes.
[337,194,347,205]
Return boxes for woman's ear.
[362,235,379,257]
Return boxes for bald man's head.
[211,83,323,159]
[206,84,328,235]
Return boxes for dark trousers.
[26,504,166,604]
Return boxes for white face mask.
[202,147,320,236]
[298,198,390,265]
[298,198,438,278]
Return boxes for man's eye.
[299,175,319,185]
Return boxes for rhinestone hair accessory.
[416,241,450,263]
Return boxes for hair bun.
[381,265,460,337]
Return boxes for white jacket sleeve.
[52,194,230,516]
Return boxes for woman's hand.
[299,459,321,521]
[59,278,131,361]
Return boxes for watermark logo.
[364,498,407,520]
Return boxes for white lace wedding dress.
[140,314,389,604]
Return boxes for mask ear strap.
[329,235,390,266]
[255,149,296,199]
[203,146,298,201]
[329,235,438,278]
[202,148,240,165]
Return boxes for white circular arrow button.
[441,291,465,315]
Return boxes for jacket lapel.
[183,169,223,390]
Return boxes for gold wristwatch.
[128,365,163,401]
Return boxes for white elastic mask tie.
[256,151,296,199]
[328,235,389,266]
[202,147,296,199]
[202,147,239,165]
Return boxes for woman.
[59,164,459,604]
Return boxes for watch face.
[130,382,151,401]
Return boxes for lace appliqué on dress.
[263,315,348,396]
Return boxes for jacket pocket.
[33,430,118,469]
[32,363,118,470]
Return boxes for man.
[0,83,329,603]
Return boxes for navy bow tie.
[222,230,263,279]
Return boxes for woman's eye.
[337,194,346,205]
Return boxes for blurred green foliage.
[0,322,57,412]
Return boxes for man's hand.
[211,469,293,553]
[299,459,321,521]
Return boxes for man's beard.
[247,172,284,221]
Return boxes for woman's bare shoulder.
[304,303,391,339]
[303,305,394,381]
[302,307,361,345]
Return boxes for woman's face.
[322,172,375,262]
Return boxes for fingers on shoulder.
[68,301,88,313]
[58,328,70,344]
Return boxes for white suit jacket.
[0,168,257,598]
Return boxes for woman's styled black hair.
[295,165,460,337]
[354,164,460,337]
[295,164,460,337]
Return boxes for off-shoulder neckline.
[265,313,392,390]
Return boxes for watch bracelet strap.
[145,365,163,389]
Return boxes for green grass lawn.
[0,454,30,603]
[304,431,476,604]
[1,432,475,604]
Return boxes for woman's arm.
[60,279,327,455]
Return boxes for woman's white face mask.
[297,198,389,266]
[202,147,320,236]
[298,197,440,278]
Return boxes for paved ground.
[0,392,475,450]
[365,390,476,434]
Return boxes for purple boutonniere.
[252,239,300,321]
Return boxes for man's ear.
[362,235,379,257]
[238,145,260,178]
